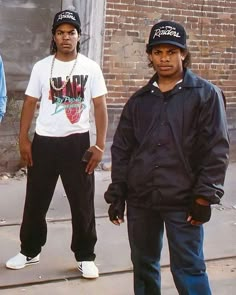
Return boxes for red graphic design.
[64,101,85,124]
[49,76,88,124]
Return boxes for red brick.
[104,0,236,105]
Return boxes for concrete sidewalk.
[0,258,235,295]
[0,163,236,294]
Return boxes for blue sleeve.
[0,55,7,121]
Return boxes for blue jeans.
[127,205,212,295]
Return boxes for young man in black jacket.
[105,20,229,295]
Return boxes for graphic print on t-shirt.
[49,75,88,124]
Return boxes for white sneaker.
[78,261,99,278]
[6,253,40,270]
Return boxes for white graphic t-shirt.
[25,54,107,137]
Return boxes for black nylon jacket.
[106,69,229,210]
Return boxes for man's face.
[54,23,79,55]
[148,44,186,79]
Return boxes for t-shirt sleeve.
[25,63,41,99]
[91,63,107,99]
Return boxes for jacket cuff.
[104,182,127,204]
[193,194,221,205]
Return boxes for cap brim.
[52,21,81,33]
[147,40,186,49]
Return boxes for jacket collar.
[182,68,204,88]
[134,68,204,98]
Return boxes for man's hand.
[84,145,104,174]
[187,197,211,225]
[104,182,127,226]
[108,202,125,226]
[19,137,33,167]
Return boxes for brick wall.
[103,0,236,161]
[103,0,236,105]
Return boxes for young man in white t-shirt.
[6,10,108,279]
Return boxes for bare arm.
[19,95,37,166]
[93,95,108,150]
[85,95,108,174]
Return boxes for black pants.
[20,132,97,261]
